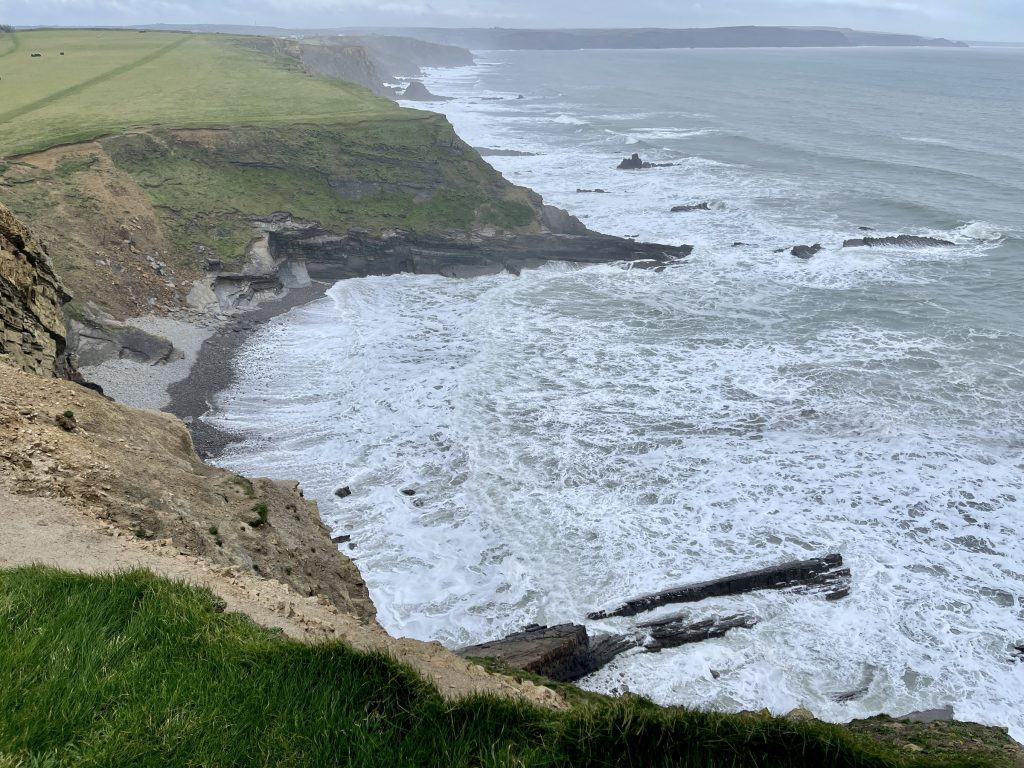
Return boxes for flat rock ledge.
[270,227,692,281]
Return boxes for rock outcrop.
[843,235,955,248]
[791,244,823,259]
[671,202,711,213]
[617,153,675,170]
[0,203,73,378]
[269,227,692,281]
[401,80,449,101]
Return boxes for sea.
[207,46,1024,736]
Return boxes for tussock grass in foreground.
[0,568,1001,767]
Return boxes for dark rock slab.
[460,623,592,682]
[843,235,955,249]
[588,553,848,619]
[475,147,539,157]
[791,244,823,259]
[459,613,758,682]
[577,188,609,193]
[617,153,675,170]
[671,202,711,213]
[271,228,692,282]
[829,686,870,703]
[637,613,760,652]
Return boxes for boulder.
[791,244,823,259]
[618,153,645,170]
[671,202,711,213]
[843,235,955,249]
[617,153,675,170]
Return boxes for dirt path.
[0,483,564,709]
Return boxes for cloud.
[1,0,1020,40]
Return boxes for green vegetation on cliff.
[0,567,1010,768]
[0,29,545,300]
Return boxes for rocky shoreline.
[158,227,691,459]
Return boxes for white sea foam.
[211,50,1024,741]
[211,262,1024,739]
[552,114,588,125]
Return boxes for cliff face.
[0,203,73,378]
[373,26,967,49]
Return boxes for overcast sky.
[1,0,1022,42]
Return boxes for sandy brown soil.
[0,364,565,709]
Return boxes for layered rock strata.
[0,203,73,377]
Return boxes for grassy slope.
[0,30,406,158]
[2,567,1001,768]
[0,29,538,295]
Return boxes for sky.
[1,0,1021,42]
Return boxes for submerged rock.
[671,202,711,213]
[843,235,955,248]
[617,153,675,170]
[791,244,823,259]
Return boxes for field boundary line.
[0,36,190,131]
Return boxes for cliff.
[0,202,73,377]
[365,26,968,50]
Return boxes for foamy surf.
[210,47,1024,740]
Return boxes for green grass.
[0,567,1002,768]
[0,30,409,158]
[95,119,513,266]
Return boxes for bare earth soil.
[0,365,564,710]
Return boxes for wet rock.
[400,488,417,496]
[843,235,955,248]
[331,534,351,544]
[588,553,849,619]
[459,614,757,683]
[576,188,609,193]
[829,686,869,703]
[617,153,675,170]
[791,244,823,259]
[475,147,538,157]
[274,228,693,281]
[671,202,711,213]
[334,486,352,499]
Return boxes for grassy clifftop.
[5,567,1012,768]
[0,29,405,158]
[0,29,542,317]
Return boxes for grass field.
[2,566,998,768]
[0,29,407,157]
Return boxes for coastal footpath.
[1,26,1021,767]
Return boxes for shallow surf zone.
[209,248,1024,739]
